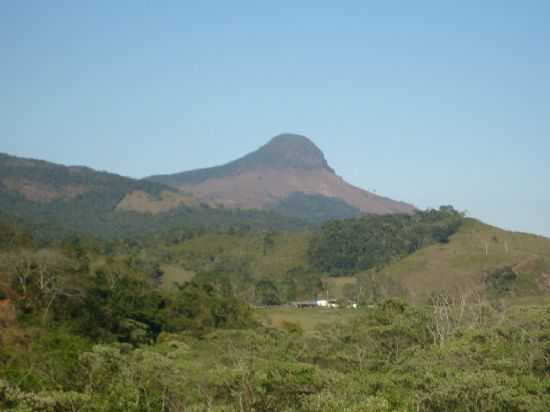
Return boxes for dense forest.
[0,188,309,242]
[308,206,464,275]
[270,192,362,224]
[3,181,396,241]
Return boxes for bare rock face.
[244,133,334,172]
[147,133,415,217]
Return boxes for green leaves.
[162,281,256,335]
[3,301,550,411]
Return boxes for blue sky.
[1,1,549,236]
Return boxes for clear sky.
[1,1,549,237]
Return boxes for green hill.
[142,229,317,304]
[367,218,550,303]
[137,212,550,306]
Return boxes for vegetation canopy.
[1,206,550,411]
[308,206,464,275]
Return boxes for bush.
[485,266,518,294]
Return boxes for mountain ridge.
[0,152,308,239]
[147,133,335,187]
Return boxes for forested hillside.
[73,206,547,308]
[0,153,308,240]
[270,192,362,224]
[308,206,464,275]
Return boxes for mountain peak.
[251,133,333,172]
[147,133,334,187]
[267,133,316,146]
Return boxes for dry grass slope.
[375,218,550,303]
[116,190,198,214]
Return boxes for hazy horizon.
[2,1,549,237]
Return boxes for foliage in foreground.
[1,209,550,411]
[1,298,549,411]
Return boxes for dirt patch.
[536,273,550,290]
[0,298,16,327]
[116,190,197,214]
[513,256,539,273]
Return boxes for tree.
[80,266,164,343]
[255,280,281,306]
[262,230,275,256]
[1,250,81,325]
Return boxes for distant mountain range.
[0,133,415,238]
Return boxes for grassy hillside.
[370,218,550,303]
[141,215,550,306]
[7,203,547,307]
[158,231,312,277]
[150,230,320,303]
